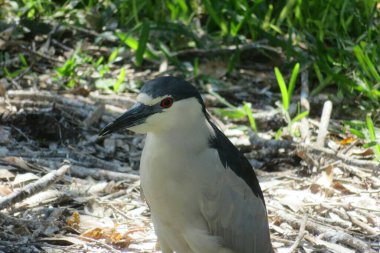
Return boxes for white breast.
[139,118,225,252]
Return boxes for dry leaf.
[22,189,64,207]
[315,165,334,188]
[331,181,353,194]
[81,226,132,249]
[12,172,40,186]
[340,137,355,145]
[110,230,132,249]
[309,183,321,193]
[81,227,104,239]
[0,185,12,196]
[2,157,33,171]
[352,149,374,157]
[0,168,15,179]
[67,211,81,229]
[325,166,334,183]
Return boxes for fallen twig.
[70,165,139,181]
[0,165,70,210]
[249,133,380,171]
[300,70,310,143]
[347,212,379,236]
[277,211,376,253]
[0,156,48,173]
[316,100,333,147]
[287,213,308,253]
[296,144,380,171]
[304,234,355,253]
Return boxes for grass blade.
[209,90,237,109]
[203,0,228,34]
[353,45,373,90]
[291,110,309,123]
[274,67,289,110]
[135,22,150,67]
[243,102,258,132]
[114,67,125,92]
[363,51,380,83]
[108,48,119,63]
[366,114,380,160]
[288,63,300,100]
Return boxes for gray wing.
[200,165,272,253]
[201,122,272,253]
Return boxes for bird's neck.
[146,117,215,153]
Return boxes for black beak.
[99,103,157,136]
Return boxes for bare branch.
[0,165,70,210]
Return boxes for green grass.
[5,1,376,95]
[344,116,380,161]
[366,115,380,161]
[243,102,258,133]
[274,63,310,138]
[1,0,379,126]
[274,63,300,111]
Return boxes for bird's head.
[99,76,207,135]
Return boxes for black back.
[208,121,265,204]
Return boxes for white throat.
[147,107,215,153]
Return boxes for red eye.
[160,97,174,108]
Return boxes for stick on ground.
[316,100,333,147]
[0,165,70,210]
[287,213,308,253]
[278,211,376,253]
[300,70,310,143]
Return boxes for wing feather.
[200,165,272,253]
[201,121,272,253]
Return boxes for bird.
[99,76,272,253]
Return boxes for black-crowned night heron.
[99,76,272,253]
